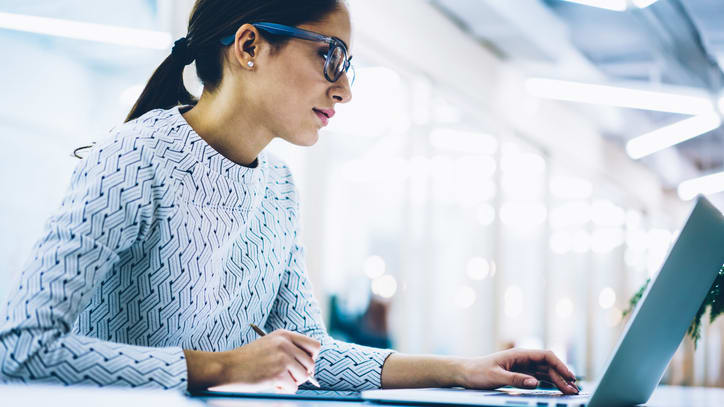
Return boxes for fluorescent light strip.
[632,0,660,8]
[562,0,628,11]
[678,171,724,200]
[626,113,721,160]
[526,78,714,115]
[0,12,172,49]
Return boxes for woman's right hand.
[184,329,322,393]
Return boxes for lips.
[313,108,335,126]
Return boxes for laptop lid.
[587,195,724,407]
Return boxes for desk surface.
[193,385,724,407]
[2,383,724,407]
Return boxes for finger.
[274,372,298,394]
[285,331,322,359]
[512,368,559,389]
[541,351,576,381]
[519,369,552,383]
[499,369,539,389]
[520,350,575,381]
[547,366,579,395]
[283,353,311,386]
[282,340,316,375]
[522,365,577,393]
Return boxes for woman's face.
[242,4,353,147]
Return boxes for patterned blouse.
[0,106,394,390]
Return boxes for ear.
[230,23,262,69]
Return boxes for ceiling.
[432,0,724,190]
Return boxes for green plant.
[623,265,724,347]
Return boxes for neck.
[182,88,273,167]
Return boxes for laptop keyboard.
[489,391,590,398]
[488,390,591,405]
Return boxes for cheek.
[274,73,322,123]
[259,50,329,140]
[269,63,313,109]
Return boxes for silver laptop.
[362,195,724,407]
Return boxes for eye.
[318,48,329,59]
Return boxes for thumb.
[499,370,539,389]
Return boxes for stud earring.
[247,61,254,68]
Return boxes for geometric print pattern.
[0,106,394,391]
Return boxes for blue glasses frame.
[220,22,354,84]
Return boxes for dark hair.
[124,0,341,123]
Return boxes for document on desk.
[193,387,362,401]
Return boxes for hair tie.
[171,37,195,66]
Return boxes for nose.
[330,72,352,104]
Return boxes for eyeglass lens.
[325,45,354,84]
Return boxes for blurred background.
[1,0,723,388]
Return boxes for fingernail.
[524,378,537,387]
[569,384,578,393]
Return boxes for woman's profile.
[0,0,579,395]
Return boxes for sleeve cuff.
[309,338,396,391]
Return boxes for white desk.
[2,383,723,406]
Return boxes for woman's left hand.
[458,349,579,395]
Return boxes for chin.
[287,131,320,147]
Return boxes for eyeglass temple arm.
[219,22,333,46]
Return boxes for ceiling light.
[0,12,172,49]
[626,113,721,159]
[561,0,628,12]
[526,78,714,115]
[677,170,724,200]
[632,0,660,8]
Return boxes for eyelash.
[318,49,329,59]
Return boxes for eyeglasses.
[220,22,355,85]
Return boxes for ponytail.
[124,38,197,122]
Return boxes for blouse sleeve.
[0,135,188,389]
[264,175,395,391]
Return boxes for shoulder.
[106,107,183,156]
[70,108,177,184]
[262,151,299,205]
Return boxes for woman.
[0,0,579,395]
